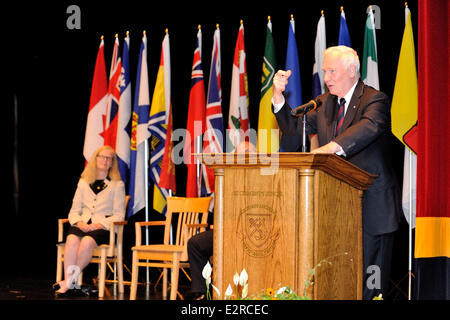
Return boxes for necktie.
[335,98,346,136]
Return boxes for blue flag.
[338,8,352,47]
[117,33,132,188]
[127,33,150,218]
[280,16,303,152]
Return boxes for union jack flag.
[103,35,122,149]
[202,26,224,195]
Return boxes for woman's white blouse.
[68,178,125,230]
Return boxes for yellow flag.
[391,8,417,149]
[257,19,279,153]
[149,33,171,214]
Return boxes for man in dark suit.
[272,45,402,299]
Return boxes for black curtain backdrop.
[5,0,417,297]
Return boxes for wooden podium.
[198,153,376,300]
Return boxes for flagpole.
[401,2,413,301]
[145,138,150,285]
[169,189,173,246]
[196,135,202,196]
[142,30,150,286]
[197,24,202,197]
[408,148,412,300]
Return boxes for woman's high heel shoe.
[54,289,75,298]
[52,282,61,292]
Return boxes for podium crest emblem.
[238,204,280,257]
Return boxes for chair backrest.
[164,197,212,247]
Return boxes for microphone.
[291,99,322,117]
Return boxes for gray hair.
[323,45,360,77]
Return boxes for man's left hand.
[311,141,341,154]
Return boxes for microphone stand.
[301,111,307,152]
[291,100,320,153]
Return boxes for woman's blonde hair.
[81,145,122,184]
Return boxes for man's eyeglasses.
[97,155,113,161]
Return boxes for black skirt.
[67,225,110,246]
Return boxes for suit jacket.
[68,178,126,230]
[275,80,402,235]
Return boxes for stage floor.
[0,268,191,300]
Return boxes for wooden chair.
[130,196,212,300]
[56,196,129,298]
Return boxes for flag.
[158,31,176,195]
[127,32,150,217]
[279,15,303,152]
[184,27,206,197]
[338,7,352,47]
[391,6,417,227]
[159,106,176,193]
[103,35,122,149]
[257,17,278,153]
[362,6,379,90]
[202,25,224,195]
[83,37,108,163]
[116,32,132,186]
[227,21,249,151]
[149,31,171,214]
[312,11,326,99]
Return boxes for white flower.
[277,286,292,295]
[212,284,221,297]
[241,283,249,298]
[202,262,212,280]
[225,284,233,298]
[276,287,286,295]
[233,272,240,286]
[239,269,248,286]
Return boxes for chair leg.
[117,257,124,294]
[99,249,107,298]
[56,247,63,282]
[130,251,138,300]
[163,267,168,300]
[170,255,180,300]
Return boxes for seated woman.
[54,145,125,296]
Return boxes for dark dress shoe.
[75,286,91,297]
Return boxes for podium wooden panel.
[197,153,375,300]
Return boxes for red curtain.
[416,0,450,257]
